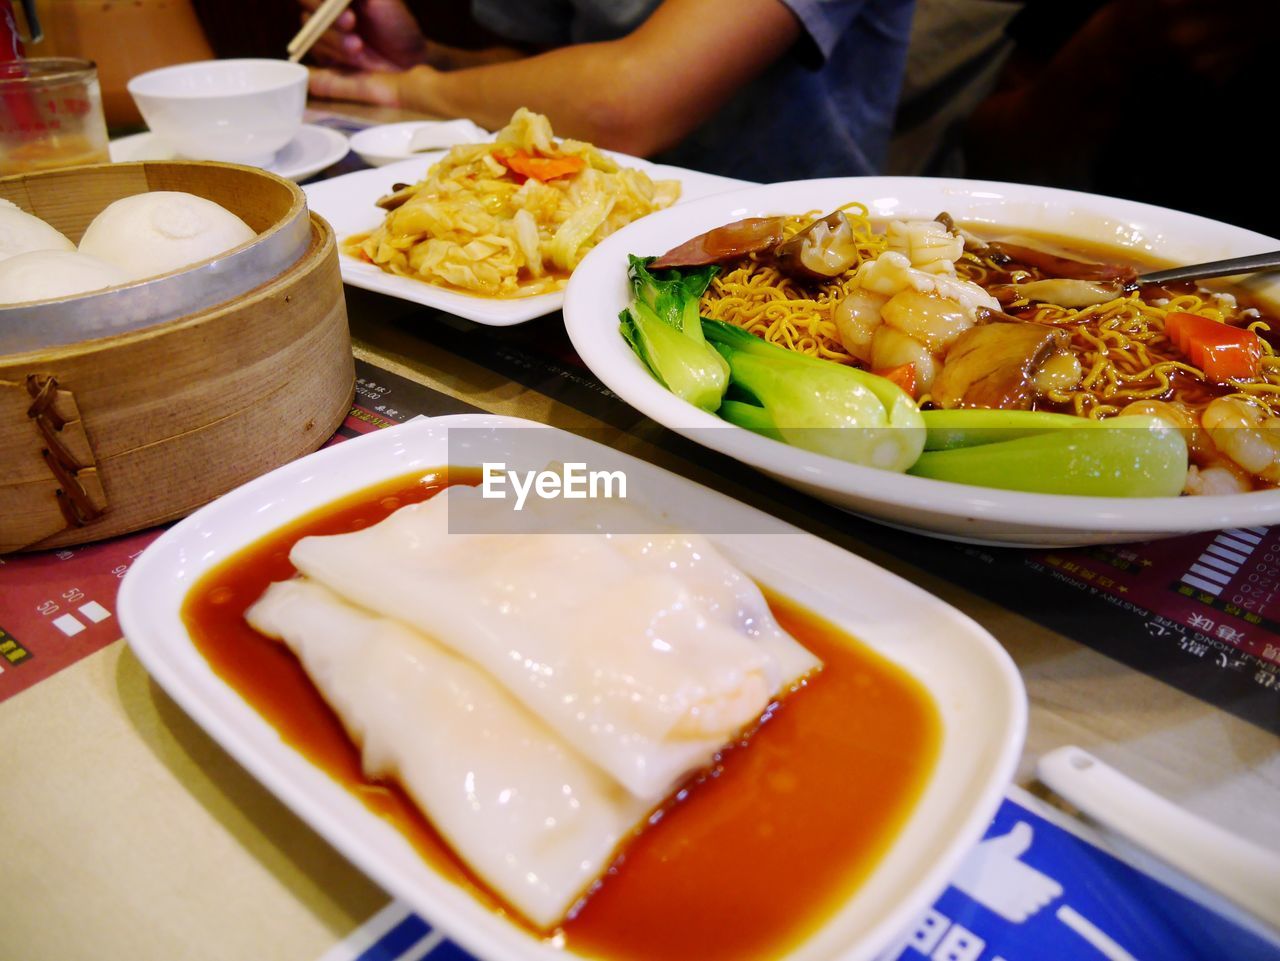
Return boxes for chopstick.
[286,0,354,64]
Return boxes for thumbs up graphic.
[950,821,1063,922]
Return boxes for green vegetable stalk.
[910,409,1188,497]
[702,318,925,472]
[619,256,728,412]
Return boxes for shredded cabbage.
[346,108,680,297]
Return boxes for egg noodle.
[956,251,1280,421]
[699,203,884,363]
[346,109,680,298]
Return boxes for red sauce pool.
[181,469,941,961]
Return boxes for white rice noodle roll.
[287,488,821,802]
[246,577,648,929]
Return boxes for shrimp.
[833,287,887,363]
[1200,396,1280,484]
[1185,463,1252,496]
[880,289,973,353]
[1120,399,1212,461]
[836,244,996,381]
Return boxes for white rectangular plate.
[118,414,1025,961]
[303,153,751,325]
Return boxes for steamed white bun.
[0,249,131,304]
[0,198,75,262]
[78,191,255,280]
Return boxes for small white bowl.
[127,59,307,165]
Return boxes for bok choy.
[703,318,925,471]
[910,409,1188,497]
[619,256,727,412]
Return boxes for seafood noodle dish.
[619,204,1280,497]
[347,109,681,298]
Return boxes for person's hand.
[308,67,400,107]
[308,64,432,109]
[298,0,427,72]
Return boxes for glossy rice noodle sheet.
[248,485,820,927]
[286,486,820,802]
[246,577,649,928]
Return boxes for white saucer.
[350,119,488,167]
[109,124,351,182]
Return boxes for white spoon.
[1037,745,1280,933]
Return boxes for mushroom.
[990,278,1126,308]
[375,183,416,211]
[932,322,1073,409]
[773,210,859,281]
[648,216,786,269]
[986,240,1138,285]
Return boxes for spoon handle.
[1038,746,1280,932]
[1138,249,1280,286]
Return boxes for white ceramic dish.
[118,413,1025,961]
[303,154,751,326]
[127,59,307,165]
[351,119,489,166]
[110,124,350,183]
[562,177,1280,547]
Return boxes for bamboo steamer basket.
[0,161,354,553]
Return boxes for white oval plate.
[110,123,350,182]
[350,119,490,166]
[562,177,1280,547]
[303,154,751,326]
[118,413,1025,961]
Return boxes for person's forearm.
[395,0,800,156]
[420,39,530,71]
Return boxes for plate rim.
[118,412,1026,961]
[561,175,1280,543]
[109,123,350,182]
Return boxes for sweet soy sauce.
[182,469,941,961]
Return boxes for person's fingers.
[297,0,356,26]
[307,67,401,107]
[307,32,402,72]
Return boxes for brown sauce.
[181,470,941,961]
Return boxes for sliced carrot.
[872,362,917,397]
[1164,311,1262,382]
[496,149,585,182]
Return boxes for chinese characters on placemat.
[894,534,1280,734]
[0,361,476,704]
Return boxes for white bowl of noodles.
[562,177,1280,547]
